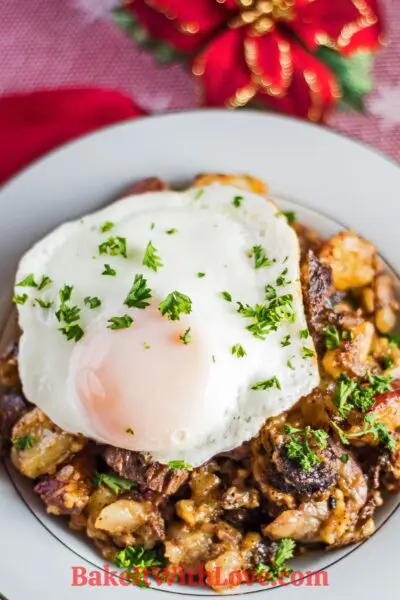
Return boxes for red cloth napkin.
[0,87,146,186]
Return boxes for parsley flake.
[12,435,36,450]
[299,329,309,339]
[99,236,127,258]
[276,267,291,287]
[256,538,295,582]
[251,376,281,391]
[237,293,296,340]
[285,425,328,472]
[179,327,191,345]
[231,344,247,358]
[232,195,244,208]
[166,228,177,235]
[333,413,395,452]
[143,241,163,272]
[126,427,135,435]
[281,334,291,347]
[37,275,53,291]
[197,272,206,278]
[287,358,295,370]
[159,291,192,321]
[93,472,135,495]
[107,314,133,330]
[100,221,114,233]
[12,294,28,305]
[115,545,163,588]
[277,210,296,226]
[16,274,37,288]
[167,460,193,471]
[59,285,73,303]
[324,326,341,349]
[34,298,53,309]
[102,263,117,276]
[124,274,152,309]
[221,291,232,302]
[301,347,314,359]
[251,245,274,269]
[59,324,84,342]
[84,296,102,309]
[194,188,204,200]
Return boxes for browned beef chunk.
[102,446,189,495]
[0,391,27,455]
[302,250,336,352]
[0,342,20,388]
[34,451,95,516]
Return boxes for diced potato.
[11,407,86,478]
[319,231,376,290]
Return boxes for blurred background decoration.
[111,0,384,123]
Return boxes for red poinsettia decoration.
[115,0,384,121]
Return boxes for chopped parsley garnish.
[277,210,296,226]
[341,330,353,340]
[340,454,349,463]
[276,267,290,287]
[179,327,191,345]
[251,376,281,391]
[167,460,193,471]
[93,472,135,495]
[194,188,204,200]
[237,292,296,340]
[115,545,163,588]
[100,221,114,233]
[324,326,341,349]
[197,272,206,278]
[12,435,36,450]
[256,538,295,581]
[143,342,151,350]
[334,372,393,418]
[107,314,133,330]
[16,274,37,288]
[281,334,291,347]
[333,413,395,452]
[142,241,163,272]
[251,245,274,269]
[150,222,155,230]
[99,236,127,258]
[301,347,314,359]
[59,284,73,303]
[381,356,394,370]
[34,298,53,309]
[124,274,152,309]
[102,263,117,276]
[231,344,247,358]
[126,427,135,435]
[299,329,309,339]
[165,228,177,235]
[212,355,216,363]
[12,294,28,305]
[221,291,232,302]
[232,195,244,208]
[56,304,80,324]
[84,296,101,309]
[37,275,53,291]
[59,324,84,342]
[285,424,328,472]
[386,332,400,347]
[159,291,192,321]
[287,358,295,370]
[265,284,277,301]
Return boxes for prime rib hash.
[1,174,400,592]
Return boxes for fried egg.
[14,183,319,467]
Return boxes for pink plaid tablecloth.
[1,0,399,162]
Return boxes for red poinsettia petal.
[145,0,235,35]
[192,28,256,107]
[126,0,208,53]
[244,29,293,97]
[257,42,340,122]
[292,0,383,55]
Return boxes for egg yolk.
[71,307,212,452]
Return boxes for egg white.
[15,183,319,466]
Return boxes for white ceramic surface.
[1,111,400,600]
